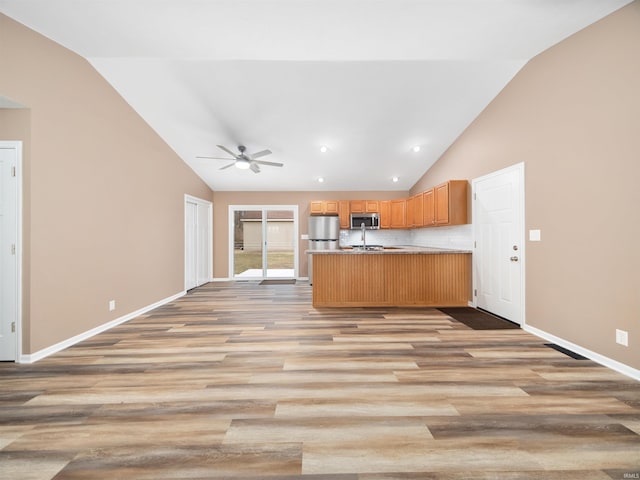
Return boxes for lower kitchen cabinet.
[312,252,471,307]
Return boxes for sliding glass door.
[230,206,298,279]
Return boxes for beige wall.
[0,14,212,355]
[411,2,640,370]
[212,191,407,279]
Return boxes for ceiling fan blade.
[254,160,283,167]
[219,162,236,170]
[251,149,272,159]
[250,162,260,173]
[197,156,234,160]
[217,145,239,158]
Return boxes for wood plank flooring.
[1,281,639,479]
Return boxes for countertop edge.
[306,246,472,255]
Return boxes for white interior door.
[185,201,198,291]
[473,163,525,324]
[196,201,211,286]
[185,196,212,291]
[0,143,19,361]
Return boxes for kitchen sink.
[349,245,402,251]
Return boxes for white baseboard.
[19,291,186,364]
[524,324,640,381]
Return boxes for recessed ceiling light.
[412,145,421,153]
[392,176,399,183]
[317,177,325,183]
[319,145,328,153]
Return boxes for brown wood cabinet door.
[365,200,380,213]
[339,200,350,229]
[413,192,424,228]
[406,196,414,228]
[390,199,406,228]
[350,200,365,213]
[324,200,339,215]
[310,201,324,215]
[379,200,391,229]
[435,183,450,225]
[423,189,435,226]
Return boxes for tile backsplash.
[339,224,472,250]
[411,224,473,249]
[340,229,410,247]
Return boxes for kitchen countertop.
[306,245,471,255]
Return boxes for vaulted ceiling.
[0,0,632,191]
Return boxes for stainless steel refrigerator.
[308,214,340,284]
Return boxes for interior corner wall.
[0,14,213,356]
[411,1,640,370]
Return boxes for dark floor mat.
[438,307,520,330]
[259,279,296,285]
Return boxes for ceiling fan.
[197,145,283,173]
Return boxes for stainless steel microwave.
[350,213,380,230]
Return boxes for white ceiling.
[0,0,632,191]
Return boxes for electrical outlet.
[615,329,628,346]
[109,300,116,312]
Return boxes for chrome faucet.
[361,222,366,249]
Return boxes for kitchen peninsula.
[309,247,471,307]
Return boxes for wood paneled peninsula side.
[309,247,471,307]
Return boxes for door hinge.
[11,322,16,333]
[473,192,476,200]
[11,166,16,177]
[11,244,16,255]
[474,289,477,296]
[474,241,477,248]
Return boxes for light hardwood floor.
[1,281,639,479]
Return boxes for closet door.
[196,202,211,286]
[185,200,198,291]
[185,196,212,291]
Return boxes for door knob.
[510,256,519,262]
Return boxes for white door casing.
[0,142,21,361]
[184,195,212,291]
[473,162,525,325]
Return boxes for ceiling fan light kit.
[235,158,251,170]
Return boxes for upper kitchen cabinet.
[350,200,380,214]
[349,200,365,213]
[390,199,407,229]
[379,200,391,229]
[339,200,350,229]
[365,200,379,213]
[434,180,468,226]
[423,188,435,226]
[310,200,339,215]
[408,192,424,228]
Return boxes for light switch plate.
[616,329,628,346]
[529,229,541,241]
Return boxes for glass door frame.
[228,205,299,280]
